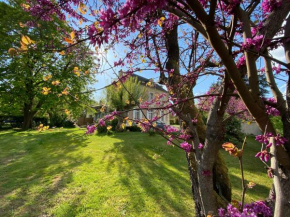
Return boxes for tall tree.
[106,75,146,131]
[0,1,95,129]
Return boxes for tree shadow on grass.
[101,133,271,215]
[101,133,195,216]
[229,173,270,202]
[0,129,92,217]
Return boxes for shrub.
[0,116,48,129]
[63,120,75,128]
[96,118,119,134]
[110,118,118,131]
[49,113,66,127]
[148,129,156,136]
[97,125,107,134]
[271,116,283,135]
[107,130,113,136]
[224,117,244,143]
[34,117,48,125]
[126,125,141,132]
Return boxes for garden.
[0,129,271,216]
[1,0,290,216]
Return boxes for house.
[78,74,171,126]
[126,74,170,125]
[241,121,262,135]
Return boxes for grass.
[0,129,271,216]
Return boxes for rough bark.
[270,138,290,217]
[196,94,231,215]
[164,24,231,216]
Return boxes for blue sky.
[89,43,287,102]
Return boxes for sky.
[89,43,287,103]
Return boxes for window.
[147,110,154,120]
[149,92,154,101]
[160,110,164,122]
[133,109,141,120]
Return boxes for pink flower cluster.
[218,201,272,217]
[167,137,173,145]
[178,134,192,141]
[261,0,282,14]
[218,0,242,15]
[256,132,288,147]
[104,111,119,121]
[198,143,204,149]
[138,121,151,132]
[98,119,106,127]
[255,150,270,162]
[272,64,281,74]
[180,141,192,152]
[242,35,267,51]
[236,55,246,69]
[260,64,281,74]
[117,0,167,32]
[255,132,287,162]
[165,125,179,134]
[27,0,66,21]
[198,0,208,7]
[85,125,96,135]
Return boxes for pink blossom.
[99,7,115,29]
[262,0,282,14]
[255,150,270,162]
[198,143,204,149]
[179,134,192,140]
[236,55,246,69]
[167,137,173,145]
[98,119,106,127]
[273,64,281,74]
[218,201,272,217]
[85,125,96,135]
[180,141,192,152]
[165,125,179,133]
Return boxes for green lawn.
[0,129,271,217]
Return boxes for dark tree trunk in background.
[116,112,127,132]
[22,102,35,130]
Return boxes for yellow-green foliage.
[106,77,146,111]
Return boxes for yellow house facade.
[127,74,170,125]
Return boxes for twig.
[239,136,247,211]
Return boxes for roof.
[132,74,167,93]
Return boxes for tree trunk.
[267,14,290,216]
[22,103,35,130]
[184,102,231,216]
[116,112,126,132]
[268,138,290,217]
[163,24,231,216]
